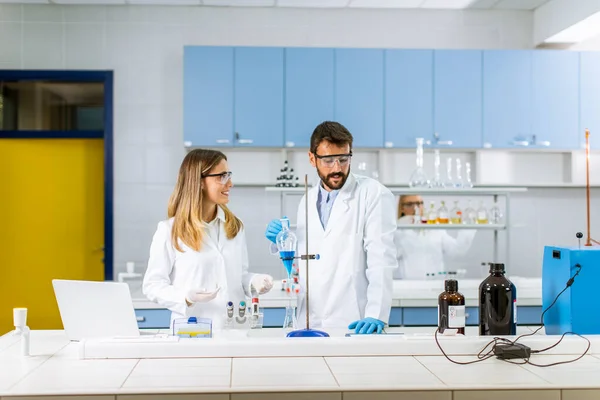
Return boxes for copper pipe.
[586,129,593,246]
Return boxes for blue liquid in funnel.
[279,250,295,276]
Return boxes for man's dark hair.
[310,121,353,155]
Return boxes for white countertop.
[131,277,542,309]
[1,325,598,397]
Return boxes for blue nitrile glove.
[348,318,385,334]
[265,217,284,244]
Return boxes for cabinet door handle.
[184,141,192,147]
[438,140,453,146]
[384,141,394,148]
[136,316,146,322]
[216,139,230,144]
[538,141,551,147]
[285,141,295,147]
[512,140,529,146]
[238,139,254,144]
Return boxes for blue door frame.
[0,70,114,280]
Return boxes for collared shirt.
[317,183,340,229]
[204,207,225,246]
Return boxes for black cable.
[434,263,590,366]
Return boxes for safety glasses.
[203,171,232,185]
[313,152,353,168]
[402,201,424,208]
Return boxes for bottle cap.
[444,279,458,292]
[252,297,259,303]
[489,263,505,273]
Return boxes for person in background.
[265,121,397,335]
[143,149,274,329]
[394,194,476,280]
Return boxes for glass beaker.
[429,149,444,188]
[409,138,430,188]
[276,218,298,330]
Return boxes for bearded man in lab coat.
[265,121,398,334]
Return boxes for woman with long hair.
[143,149,273,328]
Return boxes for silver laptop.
[52,279,143,341]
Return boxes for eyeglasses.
[313,152,353,168]
[203,171,232,185]
[402,201,424,208]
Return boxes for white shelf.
[386,187,528,195]
[265,186,528,195]
[265,186,308,192]
[397,224,506,230]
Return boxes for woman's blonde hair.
[167,149,242,252]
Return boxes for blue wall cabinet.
[532,50,580,150]
[334,49,384,148]
[183,46,234,147]
[234,47,284,147]
[482,50,532,149]
[384,49,434,148]
[580,52,600,150]
[434,50,483,148]
[285,48,335,149]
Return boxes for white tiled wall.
[1,3,579,282]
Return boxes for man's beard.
[318,168,349,190]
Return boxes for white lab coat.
[394,216,476,280]
[142,208,255,330]
[294,173,397,329]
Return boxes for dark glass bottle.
[438,279,466,335]
[479,263,517,336]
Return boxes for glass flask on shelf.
[463,200,476,224]
[455,159,464,188]
[437,201,449,224]
[464,162,474,189]
[445,157,454,187]
[409,138,430,188]
[489,201,503,224]
[427,201,438,224]
[413,205,422,225]
[476,201,489,224]
[430,149,444,188]
[275,218,298,330]
[450,200,462,224]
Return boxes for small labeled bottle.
[476,201,489,224]
[463,200,476,224]
[479,263,517,336]
[427,201,438,224]
[450,200,462,224]
[437,201,449,224]
[438,279,465,335]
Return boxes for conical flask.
[276,217,296,278]
[409,138,430,188]
[276,217,298,330]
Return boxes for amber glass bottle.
[438,279,466,335]
[479,263,517,336]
